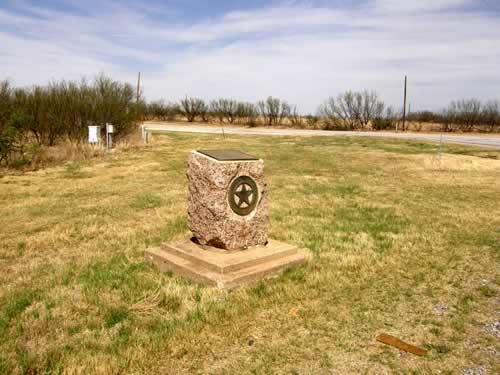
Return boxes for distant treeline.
[0,76,139,165]
[144,93,500,133]
[406,99,500,132]
[2,75,499,166]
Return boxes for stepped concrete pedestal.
[145,239,307,289]
[145,150,307,289]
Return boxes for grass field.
[0,133,499,374]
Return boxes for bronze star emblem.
[235,183,252,207]
[228,176,258,216]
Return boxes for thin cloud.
[0,0,499,112]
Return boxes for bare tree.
[333,91,359,129]
[317,97,342,130]
[449,98,482,131]
[199,102,209,122]
[288,105,303,127]
[481,100,499,132]
[210,99,238,124]
[236,102,258,126]
[440,107,455,132]
[318,90,385,130]
[210,99,225,123]
[146,100,178,121]
[179,97,208,122]
[318,93,359,130]
[359,91,385,129]
[257,96,291,126]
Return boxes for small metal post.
[402,75,407,132]
[438,133,443,163]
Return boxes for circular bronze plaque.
[228,176,258,216]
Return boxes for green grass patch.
[334,204,408,235]
[334,183,363,197]
[159,294,183,313]
[0,354,9,374]
[104,306,130,328]
[0,288,41,334]
[63,161,93,179]
[477,285,496,298]
[132,192,162,209]
[79,255,149,293]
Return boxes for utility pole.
[402,75,407,132]
[136,72,141,104]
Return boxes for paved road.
[143,122,500,149]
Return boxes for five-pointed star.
[235,184,252,207]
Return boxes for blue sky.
[1,0,499,112]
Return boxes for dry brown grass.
[0,133,498,374]
[1,131,145,173]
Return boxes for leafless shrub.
[318,90,385,130]
[448,98,482,131]
[360,91,385,129]
[210,98,238,124]
[372,107,400,131]
[145,100,178,121]
[481,100,500,132]
[288,105,303,127]
[257,96,291,126]
[200,103,210,122]
[304,114,319,128]
[209,99,225,123]
[236,102,258,126]
[179,97,208,122]
[317,97,343,130]
[407,110,438,123]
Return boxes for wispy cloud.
[1,0,499,112]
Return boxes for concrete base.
[145,239,308,289]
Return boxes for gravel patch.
[462,366,488,375]
[483,321,500,338]
[432,304,449,315]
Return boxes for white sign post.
[106,123,114,150]
[88,126,101,144]
[141,125,148,144]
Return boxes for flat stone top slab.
[197,149,259,161]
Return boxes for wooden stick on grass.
[376,333,427,356]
